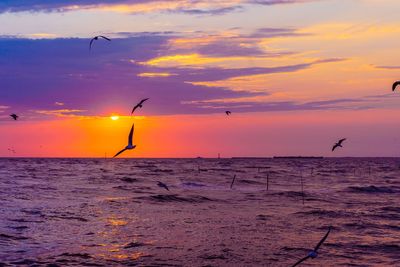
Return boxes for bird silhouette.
[10,114,18,121]
[89,35,111,50]
[291,226,332,267]
[392,81,400,91]
[332,138,346,152]
[113,123,136,158]
[225,111,231,116]
[157,181,169,191]
[131,98,149,115]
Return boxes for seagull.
[332,138,346,152]
[157,181,170,191]
[225,111,231,116]
[89,35,111,50]
[291,226,332,267]
[131,98,149,115]
[10,114,18,121]
[392,81,400,91]
[113,123,136,158]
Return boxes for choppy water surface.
[0,158,399,266]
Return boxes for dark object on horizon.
[131,98,149,114]
[230,174,237,189]
[157,181,169,191]
[113,123,136,158]
[225,111,231,116]
[273,156,323,159]
[291,226,332,267]
[89,35,111,50]
[332,138,346,152]
[10,114,18,120]
[392,81,400,91]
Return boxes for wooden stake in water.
[301,172,305,205]
[230,174,237,189]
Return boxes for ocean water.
[0,158,399,266]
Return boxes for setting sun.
[110,115,119,121]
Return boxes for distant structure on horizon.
[231,156,324,159]
[273,156,324,159]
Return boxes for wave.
[294,209,347,218]
[346,185,398,194]
[0,233,28,240]
[181,182,207,188]
[136,194,217,204]
[120,177,139,183]
[124,241,148,249]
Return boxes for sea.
[0,158,399,266]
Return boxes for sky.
[1,0,400,157]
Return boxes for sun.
[110,115,120,121]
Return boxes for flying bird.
[332,138,346,152]
[113,123,136,158]
[10,114,18,120]
[131,98,149,115]
[392,81,400,91]
[157,181,170,191]
[89,35,111,50]
[291,226,332,267]
[225,111,231,116]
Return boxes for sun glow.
[110,115,120,121]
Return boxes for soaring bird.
[131,98,149,114]
[291,226,332,267]
[89,35,111,50]
[392,81,400,91]
[225,111,231,116]
[113,123,136,158]
[332,138,346,152]
[157,181,170,191]
[10,114,18,121]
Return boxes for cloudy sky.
[1,0,400,157]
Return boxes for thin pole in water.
[230,174,236,189]
[301,171,305,205]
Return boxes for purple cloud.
[0,0,320,14]
[0,35,350,118]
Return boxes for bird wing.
[314,226,332,252]
[392,81,400,91]
[338,138,346,144]
[89,38,95,50]
[99,36,111,41]
[131,104,140,114]
[332,144,338,151]
[291,255,310,267]
[113,148,127,158]
[128,124,134,146]
[139,98,149,105]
